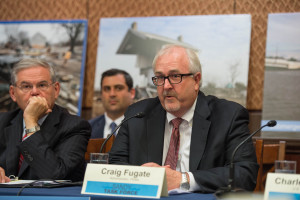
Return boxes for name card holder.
[81,164,168,199]
[264,173,300,200]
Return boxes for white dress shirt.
[162,98,200,192]
[103,113,124,138]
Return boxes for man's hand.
[0,167,10,183]
[23,96,52,129]
[142,162,182,190]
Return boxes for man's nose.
[109,88,116,96]
[30,86,40,95]
[163,78,173,89]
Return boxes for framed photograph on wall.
[0,19,88,115]
[93,15,252,118]
[262,12,300,139]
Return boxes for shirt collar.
[104,113,124,126]
[166,97,198,124]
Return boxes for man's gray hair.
[10,58,57,85]
[152,44,202,87]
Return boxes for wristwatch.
[180,172,190,191]
[25,125,40,134]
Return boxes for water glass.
[275,160,297,174]
[90,153,109,164]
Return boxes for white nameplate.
[81,164,168,198]
[264,173,300,200]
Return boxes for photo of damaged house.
[93,15,251,117]
[0,20,87,115]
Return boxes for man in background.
[109,44,258,193]
[89,69,135,138]
[0,58,91,183]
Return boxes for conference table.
[0,186,217,200]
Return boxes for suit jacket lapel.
[19,105,61,177]
[144,93,211,169]
[18,157,28,177]
[146,105,166,165]
[38,105,61,142]
[99,117,105,138]
[4,110,23,177]
[189,92,211,171]
[93,116,105,138]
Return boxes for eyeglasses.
[152,73,194,86]
[14,82,55,93]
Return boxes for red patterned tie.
[164,118,183,170]
[19,134,29,170]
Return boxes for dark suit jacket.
[109,92,258,193]
[0,104,91,182]
[89,115,105,138]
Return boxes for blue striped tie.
[110,122,117,135]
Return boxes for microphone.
[215,120,277,197]
[99,112,145,153]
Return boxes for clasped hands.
[141,162,182,191]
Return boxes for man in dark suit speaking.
[0,58,91,183]
[109,44,258,193]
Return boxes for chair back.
[85,136,115,161]
[254,139,286,191]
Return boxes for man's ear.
[130,88,136,99]
[54,82,60,99]
[9,85,17,102]
[194,72,201,90]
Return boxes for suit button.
[28,156,33,161]
[26,154,33,161]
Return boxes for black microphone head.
[135,112,145,118]
[267,120,277,127]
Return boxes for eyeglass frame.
[13,81,56,93]
[152,73,194,86]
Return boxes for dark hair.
[100,69,133,91]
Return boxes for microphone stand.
[99,112,145,153]
[215,120,277,198]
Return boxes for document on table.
[168,188,191,195]
[0,180,74,188]
[2,180,35,185]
